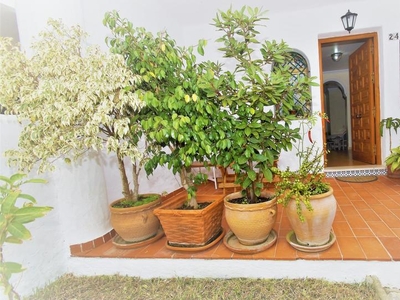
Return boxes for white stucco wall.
[1,0,399,296]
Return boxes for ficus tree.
[104,11,229,208]
[0,19,152,203]
[199,6,319,203]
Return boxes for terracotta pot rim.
[308,186,333,200]
[154,194,224,217]
[109,194,161,213]
[224,190,277,211]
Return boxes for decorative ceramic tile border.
[325,168,387,178]
[70,229,116,256]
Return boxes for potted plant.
[198,6,316,252]
[0,173,52,300]
[0,20,162,246]
[380,117,400,178]
[104,12,227,249]
[272,113,337,251]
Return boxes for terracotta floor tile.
[368,221,397,237]
[336,236,366,260]
[318,240,342,260]
[380,199,400,209]
[210,242,234,259]
[252,242,277,259]
[334,210,346,222]
[296,251,320,259]
[352,228,375,237]
[391,228,400,238]
[274,237,297,260]
[351,201,370,210]
[135,237,171,258]
[358,209,382,222]
[346,214,368,228]
[336,197,352,205]
[340,204,360,216]
[357,237,391,260]
[369,204,393,215]
[80,241,114,257]
[392,209,400,218]
[378,237,400,260]
[346,190,362,201]
[332,221,354,237]
[380,212,400,228]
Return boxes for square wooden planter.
[154,192,224,247]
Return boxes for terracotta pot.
[286,187,336,246]
[224,191,277,246]
[109,194,161,243]
[387,166,400,179]
[154,193,224,247]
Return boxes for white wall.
[2,0,400,296]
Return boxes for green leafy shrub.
[0,173,52,300]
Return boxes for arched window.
[275,51,312,118]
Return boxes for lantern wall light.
[341,9,358,33]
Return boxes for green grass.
[25,274,378,300]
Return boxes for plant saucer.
[286,230,336,253]
[165,228,225,252]
[223,230,277,254]
[112,228,164,249]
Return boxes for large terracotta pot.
[154,193,224,247]
[224,191,277,246]
[286,187,336,246]
[109,194,161,243]
[387,166,400,179]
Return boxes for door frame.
[318,32,381,165]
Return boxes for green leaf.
[24,178,47,184]
[248,170,257,181]
[1,190,20,214]
[18,193,37,204]
[7,222,31,240]
[4,236,23,244]
[0,262,25,274]
[13,206,53,224]
[9,173,26,185]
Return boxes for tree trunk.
[116,154,133,201]
[180,166,198,209]
[246,161,256,203]
[131,161,140,202]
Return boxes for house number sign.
[389,33,399,40]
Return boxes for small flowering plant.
[272,112,330,221]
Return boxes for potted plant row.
[1,6,337,254]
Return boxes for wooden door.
[349,38,376,164]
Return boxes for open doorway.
[319,33,381,168]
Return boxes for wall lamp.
[341,9,358,33]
